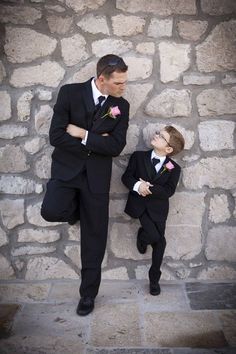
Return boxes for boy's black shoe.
[150,282,161,296]
[76,297,94,316]
[136,228,147,254]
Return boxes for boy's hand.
[138,178,153,197]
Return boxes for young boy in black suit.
[122,126,185,295]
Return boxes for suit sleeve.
[85,102,129,157]
[149,166,181,199]
[121,152,139,191]
[49,85,83,151]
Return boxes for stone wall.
[0,0,235,283]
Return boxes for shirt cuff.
[81,130,88,145]
[133,181,142,194]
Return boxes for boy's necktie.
[152,157,160,167]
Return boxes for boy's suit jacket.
[122,150,181,223]
[49,79,129,193]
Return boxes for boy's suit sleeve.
[121,152,139,191]
[149,165,181,199]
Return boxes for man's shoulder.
[60,79,91,92]
[111,95,130,108]
[120,96,129,106]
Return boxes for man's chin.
[110,93,122,98]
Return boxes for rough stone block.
[10,61,65,87]
[0,199,24,229]
[144,311,227,347]
[197,87,236,116]
[177,20,208,41]
[61,34,89,66]
[196,20,236,72]
[159,42,191,83]
[25,257,79,280]
[209,194,231,223]
[145,89,191,118]
[0,91,11,121]
[4,27,57,63]
[206,226,236,261]
[90,303,141,347]
[183,156,236,190]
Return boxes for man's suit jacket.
[122,150,181,223]
[49,78,129,193]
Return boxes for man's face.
[100,71,127,97]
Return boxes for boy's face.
[151,129,173,155]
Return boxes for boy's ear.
[166,146,173,155]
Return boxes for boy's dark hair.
[164,126,185,156]
[97,54,128,78]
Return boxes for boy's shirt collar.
[151,150,166,164]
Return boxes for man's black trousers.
[41,169,109,298]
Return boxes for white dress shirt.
[82,78,108,145]
[133,151,166,194]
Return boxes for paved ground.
[0,280,235,354]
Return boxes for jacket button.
[88,150,91,156]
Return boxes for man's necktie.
[152,157,160,167]
[94,95,105,116]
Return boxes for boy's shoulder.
[131,150,150,158]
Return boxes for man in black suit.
[122,126,185,295]
[41,54,129,315]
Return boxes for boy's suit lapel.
[144,150,156,181]
[152,156,170,181]
[143,151,171,182]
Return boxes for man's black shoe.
[150,282,161,296]
[136,228,147,254]
[76,297,94,316]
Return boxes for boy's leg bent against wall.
[139,211,161,245]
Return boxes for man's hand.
[138,178,153,197]
[66,124,86,139]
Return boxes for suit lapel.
[92,96,117,130]
[82,79,96,129]
[153,156,170,181]
[144,150,156,181]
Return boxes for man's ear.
[98,75,104,83]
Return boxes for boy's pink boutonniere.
[101,106,121,119]
[161,161,175,174]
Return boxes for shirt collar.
[151,150,166,164]
[91,78,108,105]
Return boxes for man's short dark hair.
[97,54,128,78]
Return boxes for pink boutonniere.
[161,161,175,174]
[101,106,121,119]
